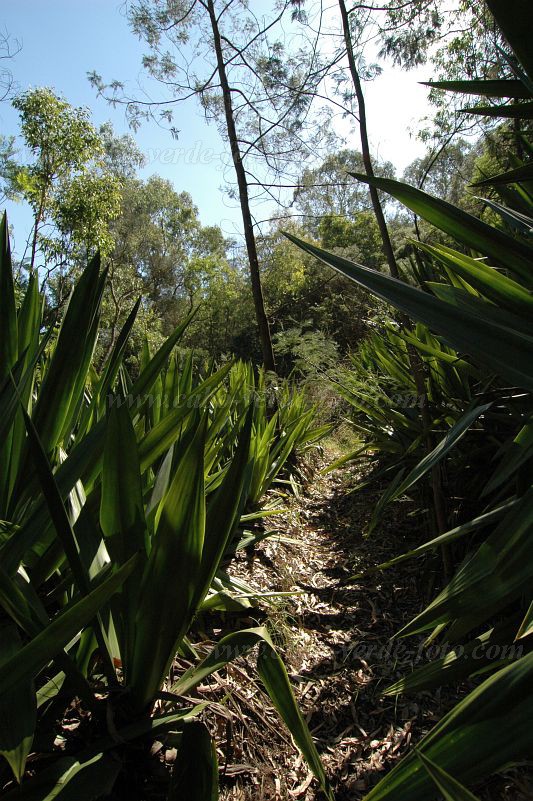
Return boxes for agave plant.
[287,0,533,796]
[0,216,332,800]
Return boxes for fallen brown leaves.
[203,451,532,801]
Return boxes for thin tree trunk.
[339,0,450,570]
[30,189,47,273]
[206,0,276,372]
[338,0,398,278]
[30,221,39,273]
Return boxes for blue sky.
[1,1,431,258]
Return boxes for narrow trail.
[215,456,531,801]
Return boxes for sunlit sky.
[1,0,433,257]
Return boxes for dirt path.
[214,458,531,801]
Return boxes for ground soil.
[188,452,533,801]
[9,452,531,801]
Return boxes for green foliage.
[0,135,17,203]
[0,216,331,799]
[274,324,339,378]
[378,1,512,142]
[402,138,478,209]
[294,149,395,236]
[288,9,533,795]
[7,88,397,371]
[318,211,385,270]
[97,174,247,366]
[11,88,122,268]
[259,220,388,358]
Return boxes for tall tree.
[10,88,122,276]
[90,0,326,372]
[337,0,400,278]
[204,0,275,370]
[98,173,234,362]
[292,0,454,551]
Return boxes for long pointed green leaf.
[284,232,533,390]
[171,627,272,697]
[478,197,533,234]
[31,254,104,452]
[16,272,42,372]
[0,354,37,450]
[194,406,253,606]
[420,242,533,314]
[168,721,218,801]
[485,0,533,83]
[1,752,120,801]
[364,652,533,801]
[100,404,147,672]
[368,404,490,534]
[397,488,533,638]
[0,212,18,383]
[100,405,146,565]
[77,298,142,437]
[346,499,516,581]
[170,626,331,799]
[257,642,333,801]
[462,101,533,118]
[483,417,533,495]
[21,405,121,682]
[0,556,136,697]
[97,298,141,404]
[0,419,107,575]
[416,751,481,801]
[473,161,533,187]
[0,624,36,783]
[22,407,90,596]
[129,307,198,405]
[129,417,207,711]
[137,362,232,470]
[384,622,517,696]
[348,173,533,282]
[515,601,533,640]
[421,79,530,99]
